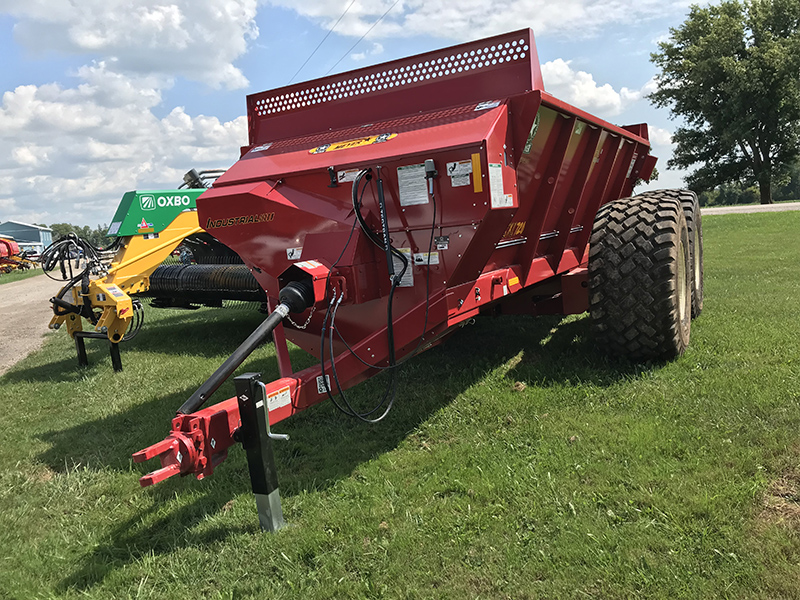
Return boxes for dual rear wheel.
[588,189,704,361]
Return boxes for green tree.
[49,223,112,248]
[774,160,800,200]
[650,0,800,204]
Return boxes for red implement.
[135,29,656,487]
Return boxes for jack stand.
[235,373,287,532]
[74,331,123,372]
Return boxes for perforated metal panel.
[245,29,543,146]
[253,38,531,117]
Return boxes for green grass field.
[0,266,42,284]
[2,212,800,599]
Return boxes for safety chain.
[286,304,316,329]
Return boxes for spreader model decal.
[206,212,275,229]
[309,133,397,154]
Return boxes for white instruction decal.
[286,247,302,260]
[450,174,470,187]
[488,163,511,209]
[397,164,429,206]
[626,154,638,178]
[392,248,414,287]
[316,375,331,395]
[413,252,440,266]
[475,100,501,111]
[267,386,292,411]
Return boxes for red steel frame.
[134,29,656,486]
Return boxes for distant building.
[0,221,53,253]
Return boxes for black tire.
[588,191,692,361]
[639,189,704,318]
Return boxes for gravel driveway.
[0,273,65,376]
[702,201,800,215]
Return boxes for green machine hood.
[106,189,208,237]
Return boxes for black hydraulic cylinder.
[375,167,395,280]
[178,302,290,415]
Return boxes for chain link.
[286,304,316,329]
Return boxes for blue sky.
[0,1,695,226]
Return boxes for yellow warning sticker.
[309,133,397,154]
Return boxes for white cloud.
[0,2,256,225]
[0,0,689,226]
[540,59,646,118]
[648,125,674,148]
[5,0,259,89]
[266,0,691,40]
[351,42,384,62]
[0,64,246,225]
[636,125,687,191]
[650,32,672,46]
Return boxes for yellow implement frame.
[49,211,203,342]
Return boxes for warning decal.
[446,160,472,188]
[337,169,361,183]
[294,260,322,270]
[267,386,292,411]
[106,285,125,298]
[413,252,440,266]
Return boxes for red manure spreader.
[135,29,703,531]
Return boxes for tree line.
[45,223,114,248]
[698,161,800,205]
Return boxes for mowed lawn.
[1,212,799,599]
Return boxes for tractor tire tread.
[589,191,692,361]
